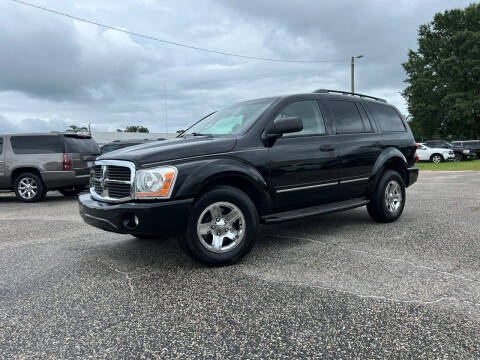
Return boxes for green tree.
[402,3,480,140]
[66,125,88,134]
[124,125,149,133]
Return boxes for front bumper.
[78,194,193,234]
[407,166,419,187]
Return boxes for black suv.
[452,140,480,159]
[79,90,418,264]
[424,140,474,161]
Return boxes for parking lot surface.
[1,172,479,359]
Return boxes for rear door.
[63,136,101,176]
[329,100,384,200]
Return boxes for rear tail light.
[63,153,71,170]
[415,154,419,163]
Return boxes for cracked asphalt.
[1,171,479,359]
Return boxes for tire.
[14,172,47,203]
[430,154,443,163]
[181,185,259,265]
[58,185,86,197]
[454,152,463,162]
[367,170,406,223]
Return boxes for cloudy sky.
[0,0,472,134]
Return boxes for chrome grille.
[90,160,135,202]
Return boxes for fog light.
[123,213,139,229]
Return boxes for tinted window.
[329,100,365,134]
[64,137,100,153]
[275,100,326,136]
[369,103,405,132]
[0,137,3,155]
[357,103,373,132]
[11,135,64,154]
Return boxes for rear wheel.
[181,185,258,265]
[58,185,86,197]
[14,172,47,203]
[430,154,443,163]
[367,170,405,223]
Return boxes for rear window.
[64,136,100,154]
[11,135,64,154]
[369,103,405,132]
[329,100,365,134]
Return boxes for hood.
[98,136,237,166]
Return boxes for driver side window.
[275,100,326,136]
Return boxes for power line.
[11,0,349,64]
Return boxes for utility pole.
[351,55,364,93]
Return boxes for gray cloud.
[0,0,473,133]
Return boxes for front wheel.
[181,185,258,265]
[367,170,406,223]
[430,154,443,163]
[454,153,463,162]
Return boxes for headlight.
[135,166,177,199]
[463,149,470,154]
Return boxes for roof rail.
[313,89,387,103]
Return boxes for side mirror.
[261,117,303,146]
[273,117,303,134]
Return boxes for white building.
[91,131,176,145]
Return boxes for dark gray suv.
[0,133,100,202]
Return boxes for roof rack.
[313,89,387,103]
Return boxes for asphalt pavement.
[1,171,479,359]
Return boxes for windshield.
[183,98,276,136]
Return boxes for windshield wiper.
[185,132,212,137]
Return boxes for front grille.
[91,161,134,202]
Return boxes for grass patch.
[417,159,480,171]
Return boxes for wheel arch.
[369,148,409,195]
[175,159,272,216]
[11,167,43,184]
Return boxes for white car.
[416,143,455,163]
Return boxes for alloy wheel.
[385,180,402,213]
[196,201,246,253]
[432,155,442,163]
[18,177,38,200]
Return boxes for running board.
[262,198,369,224]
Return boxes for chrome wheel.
[432,155,442,163]
[196,201,246,253]
[18,177,38,200]
[385,180,402,213]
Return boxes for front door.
[267,99,338,211]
